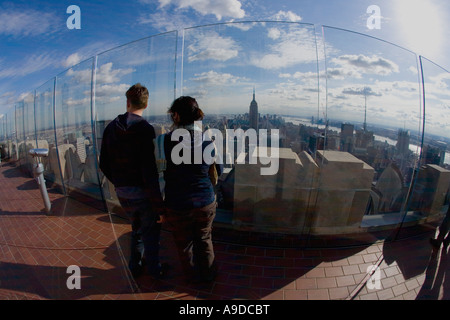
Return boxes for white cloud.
[0,53,56,79]
[66,62,134,84]
[159,0,245,20]
[342,86,382,97]
[0,7,60,37]
[267,28,281,40]
[330,54,400,78]
[249,27,317,70]
[139,10,194,31]
[187,33,240,62]
[94,83,130,97]
[270,10,302,22]
[191,70,246,86]
[63,53,83,68]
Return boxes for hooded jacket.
[99,112,163,209]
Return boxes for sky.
[1,0,450,137]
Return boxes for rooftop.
[0,160,448,301]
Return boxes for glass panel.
[23,92,36,175]
[95,31,177,217]
[183,22,319,242]
[15,101,26,170]
[399,57,450,239]
[35,78,64,190]
[55,58,103,204]
[322,27,422,244]
[6,107,17,161]
[0,114,5,160]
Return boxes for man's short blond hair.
[126,83,149,110]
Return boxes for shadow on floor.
[0,240,139,300]
[383,233,435,280]
[416,246,450,300]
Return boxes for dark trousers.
[437,207,450,242]
[166,201,216,281]
[118,197,161,274]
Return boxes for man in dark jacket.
[99,83,166,278]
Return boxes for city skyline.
[1,1,450,123]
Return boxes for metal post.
[29,148,51,213]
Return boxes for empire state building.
[249,88,258,130]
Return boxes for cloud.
[342,86,382,97]
[249,27,317,70]
[270,10,302,22]
[63,53,83,68]
[66,62,134,84]
[0,7,60,37]
[94,83,130,97]
[187,33,240,62]
[278,71,317,80]
[330,54,400,78]
[139,10,194,31]
[191,70,247,86]
[62,41,121,69]
[0,53,56,79]
[158,0,245,20]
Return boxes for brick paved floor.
[0,161,449,300]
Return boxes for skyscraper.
[396,129,410,155]
[249,87,258,130]
[340,123,354,153]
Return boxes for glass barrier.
[15,101,26,169]
[182,22,319,241]
[3,22,450,249]
[0,114,5,160]
[319,27,422,243]
[94,31,178,217]
[0,114,4,142]
[395,57,450,239]
[54,58,103,205]
[35,78,64,190]
[6,107,17,160]
[23,92,36,175]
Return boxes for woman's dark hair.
[168,96,204,126]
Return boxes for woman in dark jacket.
[163,96,222,283]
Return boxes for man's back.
[99,112,159,191]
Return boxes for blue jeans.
[118,196,161,275]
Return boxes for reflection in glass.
[35,78,64,189]
[322,27,422,235]
[55,58,102,202]
[408,58,450,228]
[4,108,17,161]
[1,22,449,247]
[183,22,320,235]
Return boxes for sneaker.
[430,238,442,249]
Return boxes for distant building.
[340,123,354,153]
[355,129,374,149]
[249,88,258,130]
[396,129,410,155]
[422,145,442,166]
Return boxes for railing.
[1,22,449,246]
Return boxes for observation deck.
[0,21,450,300]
